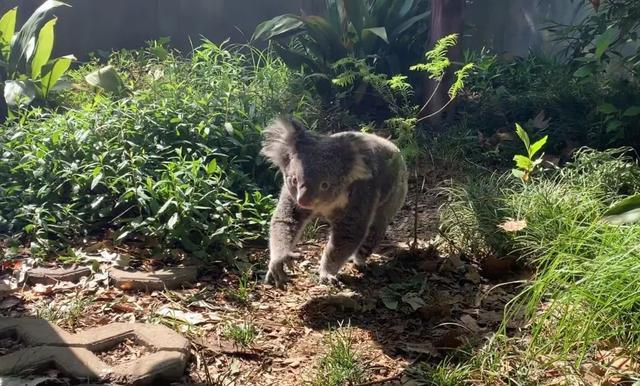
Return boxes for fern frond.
[387,75,411,91]
[411,33,458,80]
[448,63,474,98]
[332,71,357,87]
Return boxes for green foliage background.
[0,41,307,259]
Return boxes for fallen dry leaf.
[497,218,527,232]
[400,341,439,357]
[156,306,207,325]
[435,329,465,350]
[417,303,451,322]
[465,266,482,284]
[31,283,53,295]
[481,255,515,279]
[460,314,482,333]
[111,303,137,313]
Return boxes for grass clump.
[407,357,473,386]
[440,147,640,361]
[0,41,307,259]
[34,296,94,330]
[223,320,258,347]
[312,324,365,386]
[226,264,256,305]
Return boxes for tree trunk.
[423,0,465,126]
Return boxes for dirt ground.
[0,175,533,386]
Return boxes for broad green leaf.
[272,42,323,72]
[511,169,526,179]
[224,122,234,135]
[251,14,303,41]
[603,194,640,225]
[606,119,623,133]
[385,0,413,26]
[594,27,617,60]
[622,106,640,117]
[401,292,426,310]
[513,154,533,171]
[362,27,388,44]
[91,173,103,190]
[573,65,592,78]
[167,212,179,230]
[342,0,367,34]
[529,135,548,158]
[0,7,17,46]
[392,11,429,38]
[90,195,104,209]
[380,290,399,310]
[40,54,74,97]
[514,123,530,151]
[206,159,219,175]
[597,103,618,114]
[302,15,347,61]
[4,79,37,107]
[157,199,175,215]
[31,18,56,79]
[8,0,69,76]
[85,65,125,94]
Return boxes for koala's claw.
[265,262,289,288]
[265,252,300,289]
[351,255,368,271]
[319,271,343,287]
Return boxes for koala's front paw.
[351,255,367,271]
[318,268,344,287]
[264,252,299,289]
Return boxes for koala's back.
[330,131,408,205]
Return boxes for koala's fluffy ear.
[260,116,305,168]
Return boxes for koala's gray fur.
[261,116,408,288]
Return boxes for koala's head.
[261,117,370,211]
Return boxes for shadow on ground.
[296,243,529,366]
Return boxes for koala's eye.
[320,181,330,191]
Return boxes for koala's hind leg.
[353,208,391,269]
[355,177,408,268]
[319,182,378,284]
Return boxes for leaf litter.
[0,182,631,385]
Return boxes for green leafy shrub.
[440,147,640,359]
[252,0,429,118]
[0,41,306,259]
[0,0,75,112]
[462,53,604,159]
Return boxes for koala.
[260,116,408,288]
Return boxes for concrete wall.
[0,0,586,60]
[0,0,324,59]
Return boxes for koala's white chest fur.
[312,191,350,218]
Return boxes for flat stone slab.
[108,266,198,291]
[0,317,190,385]
[27,266,92,285]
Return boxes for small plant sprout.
[512,123,548,182]
[227,264,256,305]
[223,320,258,347]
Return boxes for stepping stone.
[108,266,198,291]
[0,317,190,385]
[27,266,92,285]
